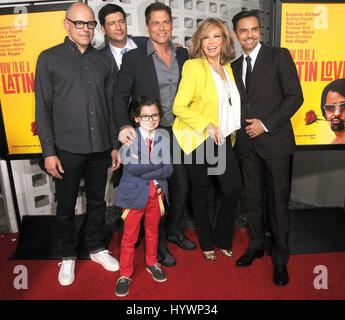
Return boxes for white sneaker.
[90,250,119,272]
[58,260,75,286]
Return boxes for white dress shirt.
[109,37,137,69]
[241,42,261,87]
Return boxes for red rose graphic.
[305,110,318,125]
[31,121,38,136]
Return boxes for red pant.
[120,181,163,278]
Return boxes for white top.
[139,127,155,142]
[209,65,241,138]
[109,37,137,69]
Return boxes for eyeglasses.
[67,18,97,29]
[323,101,345,114]
[139,113,160,121]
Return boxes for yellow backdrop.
[0,10,67,155]
[281,3,345,146]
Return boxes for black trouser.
[55,149,109,259]
[184,136,242,251]
[239,148,291,266]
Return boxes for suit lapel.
[104,44,119,73]
[232,56,247,101]
[152,133,163,161]
[136,128,150,163]
[140,45,161,101]
[248,43,268,95]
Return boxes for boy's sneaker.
[146,263,167,282]
[115,276,132,297]
[58,260,75,286]
[90,250,119,272]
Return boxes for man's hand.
[44,156,64,179]
[245,119,265,139]
[118,126,136,145]
[111,149,121,171]
[206,123,225,145]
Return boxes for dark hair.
[321,78,345,118]
[145,2,172,25]
[232,9,261,32]
[130,96,163,126]
[98,3,126,27]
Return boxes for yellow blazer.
[172,58,236,155]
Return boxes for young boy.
[114,96,173,297]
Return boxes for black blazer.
[231,43,304,159]
[113,42,189,130]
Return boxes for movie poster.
[0,9,67,156]
[281,2,345,146]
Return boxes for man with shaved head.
[35,2,120,286]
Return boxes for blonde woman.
[172,18,242,261]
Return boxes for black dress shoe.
[157,248,176,267]
[273,265,289,287]
[236,249,264,267]
[167,234,196,251]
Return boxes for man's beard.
[330,118,345,132]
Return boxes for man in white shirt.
[98,3,148,243]
[98,4,147,75]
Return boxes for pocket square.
[131,153,139,159]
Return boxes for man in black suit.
[98,4,147,80]
[98,4,147,190]
[113,2,196,267]
[231,10,303,286]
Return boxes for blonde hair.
[189,18,235,65]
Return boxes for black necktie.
[245,56,252,92]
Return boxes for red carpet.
[0,228,344,300]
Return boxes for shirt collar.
[243,42,261,65]
[147,38,176,56]
[139,127,155,141]
[64,36,93,54]
[109,37,137,55]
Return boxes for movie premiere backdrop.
[278,0,345,148]
[0,3,68,158]
[1,1,345,160]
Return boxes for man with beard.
[321,78,345,144]
[98,4,147,79]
